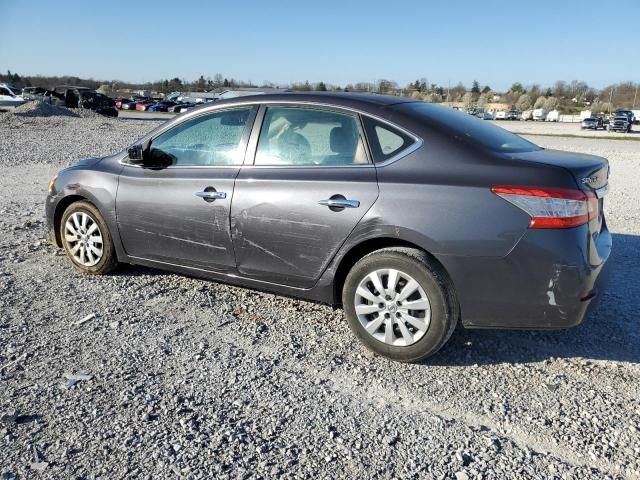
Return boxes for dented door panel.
[231,167,379,288]
[116,166,239,272]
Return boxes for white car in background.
[0,83,26,108]
[494,111,507,120]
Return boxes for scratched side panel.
[231,167,379,288]
[116,165,239,272]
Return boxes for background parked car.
[581,117,605,130]
[613,110,635,126]
[120,97,147,110]
[479,111,494,120]
[0,82,26,108]
[114,98,130,109]
[147,100,177,112]
[506,111,519,120]
[608,113,632,133]
[135,100,157,111]
[167,102,195,113]
[21,86,49,100]
[495,111,507,120]
[27,85,118,117]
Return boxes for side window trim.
[361,114,423,167]
[122,105,259,169]
[244,103,373,168]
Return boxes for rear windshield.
[399,102,542,154]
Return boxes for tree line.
[1,70,637,112]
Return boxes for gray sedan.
[45,93,611,362]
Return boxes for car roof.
[209,91,415,113]
[55,85,95,90]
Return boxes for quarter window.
[362,116,416,163]
[148,107,253,166]
[254,107,369,166]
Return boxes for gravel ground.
[0,114,639,479]
[490,119,639,139]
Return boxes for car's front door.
[231,105,379,288]
[116,106,257,272]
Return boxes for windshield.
[400,102,542,154]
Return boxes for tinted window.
[254,107,368,166]
[149,108,252,166]
[400,102,541,154]
[362,116,416,163]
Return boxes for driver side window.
[149,107,253,166]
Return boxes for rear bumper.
[439,224,612,329]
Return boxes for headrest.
[330,127,355,154]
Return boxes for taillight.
[491,186,597,229]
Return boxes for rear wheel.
[342,248,457,362]
[60,201,118,275]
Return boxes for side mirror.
[127,144,144,163]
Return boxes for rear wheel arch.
[333,237,459,311]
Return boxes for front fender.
[45,157,127,261]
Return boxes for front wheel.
[342,248,458,362]
[60,201,118,274]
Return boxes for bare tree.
[462,92,474,110]
[515,94,532,112]
[477,93,488,109]
[543,97,559,111]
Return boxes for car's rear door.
[116,106,257,272]
[230,104,379,288]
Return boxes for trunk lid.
[512,149,609,190]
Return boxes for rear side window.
[255,107,369,166]
[362,116,416,163]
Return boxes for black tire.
[60,200,118,275]
[342,247,458,362]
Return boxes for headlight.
[48,175,58,192]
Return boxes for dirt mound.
[12,101,80,118]
[77,108,105,119]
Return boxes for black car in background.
[31,86,118,117]
[45,93,611,362]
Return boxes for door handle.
[318,199,360,208]
[195,191,227,200]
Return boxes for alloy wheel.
[63,211,104,267]
[354,268,431,346]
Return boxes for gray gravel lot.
[490,119,639,139]
[0,113,638,479]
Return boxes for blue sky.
[1,0,638,91]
